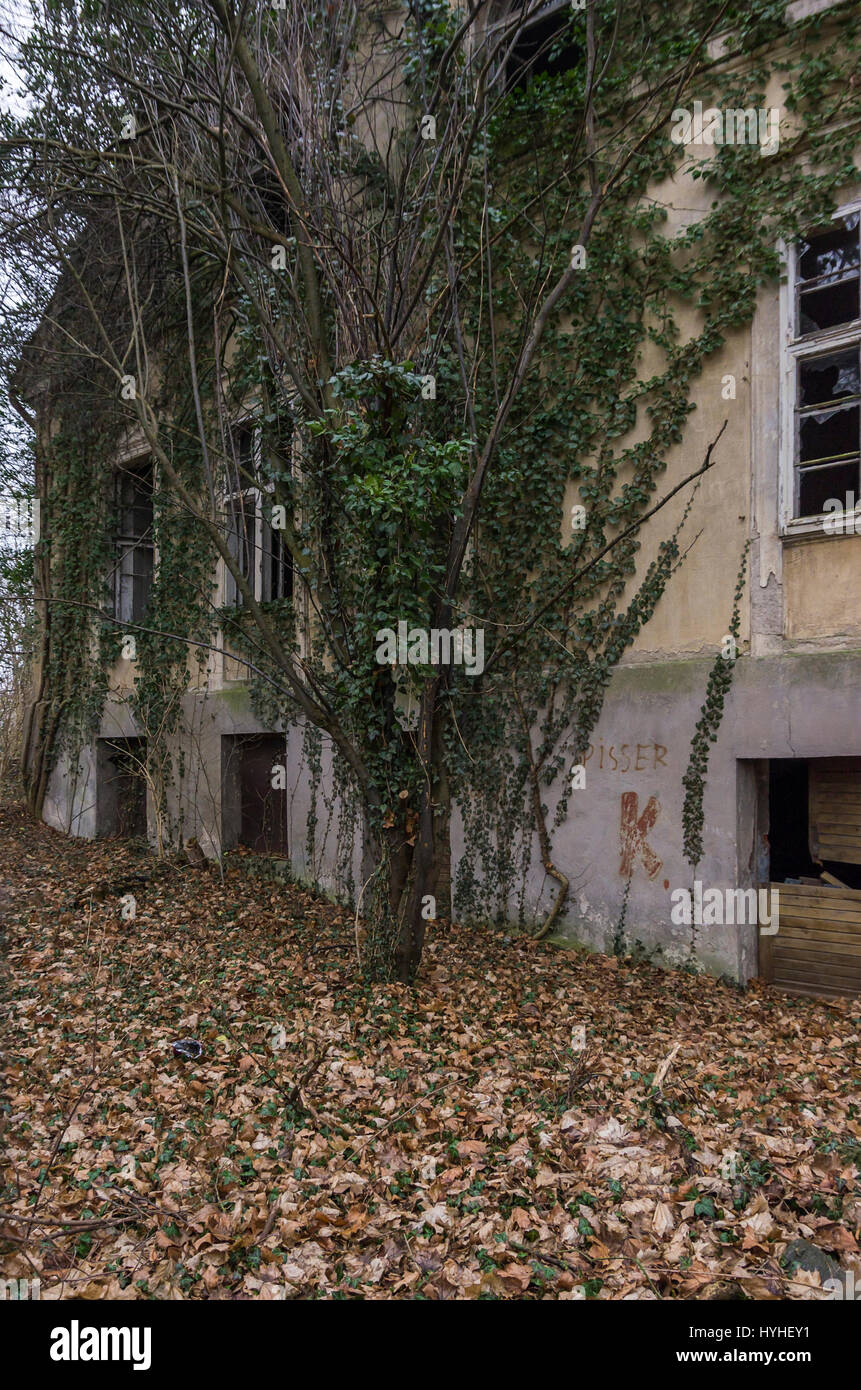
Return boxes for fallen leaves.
[1,800,859,1300]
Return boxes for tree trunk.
[429,716,452,919]
[392,684,439,983]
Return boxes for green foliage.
[681,543,750,870]
[5,0,861,970]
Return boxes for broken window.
[809,758,861,867]
[223,416,294,606]
[790,211,861,520]
[486,0,581,94]
[260,515,293,601]
[261,412,294,602]
[797,214,860,334]
[113,459,153,624]
[223,425,258,608]
[768,757,861,889]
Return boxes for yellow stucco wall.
[784,534,861,641]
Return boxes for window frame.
[112,455,154,626]
[220,419,294,608]
[779,199,861,537]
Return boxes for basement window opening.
[768,757,861,889]
[762,757,861,999]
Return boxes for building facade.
[19,0,861,997]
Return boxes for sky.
[0,0,36,512]
[0,0,31,119]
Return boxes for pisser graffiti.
[584,741,667,773]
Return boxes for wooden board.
[809,759,861,865]
[760,881,861,999]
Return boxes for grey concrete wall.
[43,646,861,984]
[481,647,861,980]
[83,684,365,902]
[43,746,97,839]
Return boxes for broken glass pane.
[799,349,860,407]
[799,402,859,463]
[798,212,860,283]
[798,459,859,516]
[799,275,859,333]
[117,462,153,539]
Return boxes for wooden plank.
[773,966,861,991]
[761,876,861,995]
[777,908,861,929]
[773,977,861,999]
[810,760,861,864]
[778,916,861,935]
[777,907,861,927]
[774,882,861,903]
[772,951,861,976]
[773,937,861,960]
[771,949,861,975]
[772,982,856,1001]
[771,925,861,949]
[776,936,861,958]
[759,931,775,980]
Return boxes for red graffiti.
[619,791,662,879]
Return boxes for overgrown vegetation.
[1,0,860,979]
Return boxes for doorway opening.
[222,734,289,855]
[96,737,148,838]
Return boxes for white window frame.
[779,198,861,537]
[220,420,294,607]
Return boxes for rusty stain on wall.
[620,791,663,879]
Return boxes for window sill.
[781,518,861,541]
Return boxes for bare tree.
[2,0,847,978]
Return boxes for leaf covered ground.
[1,801,860,1300]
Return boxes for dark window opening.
[792,215,861,518]
[798,400,858,464]
[798,459,859,517]
[224,493,256,608]
[261,516,293,601]
[798,348,860,407]
[797,212,860,336]
[494,2,581,93]
[261,412,294,601]
[113,460,153,624]
[228,424,255,493]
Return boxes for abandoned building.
[13,0,861,999]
